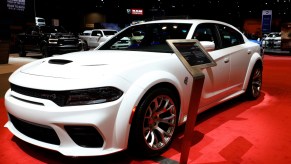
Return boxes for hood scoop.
[48,59,72,65]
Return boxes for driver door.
[90,30,102,47]
[192,23,231,108]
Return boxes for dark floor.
[0,73,11,97]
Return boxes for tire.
[128,87,178,157]
[18,42,26,57]
[245,63,262,100]
[82,41,89,51]
[41,45,51,58]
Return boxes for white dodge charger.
[4,19,263,157]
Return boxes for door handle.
[224,57,229,63]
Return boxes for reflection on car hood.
[20,50,171,79]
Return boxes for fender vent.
[48,59,72,65]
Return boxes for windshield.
[99,23,192,53]
[37,19,45,22]
[40,26,67,33]
[268,33,281,38]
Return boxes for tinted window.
[217,25,244,48]
[92,31,102,36]
[193,23,219,50]
[103,31,117,36]
[99,23,192,53]
[268,33,280,38]
[37,19,45,22]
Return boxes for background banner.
[262,10,272,34]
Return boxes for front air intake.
[9,113,60,145]
[65,126,104,148]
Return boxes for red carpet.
[1,54,291,163]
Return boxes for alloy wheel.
[251,67,262,98]
[142,95,176,150]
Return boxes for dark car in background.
[17,26,86,58]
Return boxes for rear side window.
[217,25,244,48]
[103,31,117,36]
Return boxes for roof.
[92,29,117,31]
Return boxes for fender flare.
[112,70,184,149]
[242,52,263,90]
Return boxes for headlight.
[65,87,123,106]
[10,83,123,107]
[49,38,58,44]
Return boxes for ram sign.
[131,8,143,15]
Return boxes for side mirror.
[200,41,215,51]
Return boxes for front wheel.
[41,45,52,58]
[128,87,178,157]
[82,41,89,51]
[18,41,26,57]
[245,63,262,100]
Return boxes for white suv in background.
[262,32,281,49]
[79,29,117,48]
[35,17,46,26]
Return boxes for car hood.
[20,50,172,79]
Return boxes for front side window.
[92,31,102,36]
[99,23,192,53]
[268,32,280,38]
[192,23,219,50]
[217,25,244,48]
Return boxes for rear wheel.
[245,63,262,100]
[128,87,178,157]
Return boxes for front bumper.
[262,40,281,49]
[4,89,125,156]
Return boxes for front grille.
[9,113,60,145]
[10,84,67,106]
[65,126,104,148]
